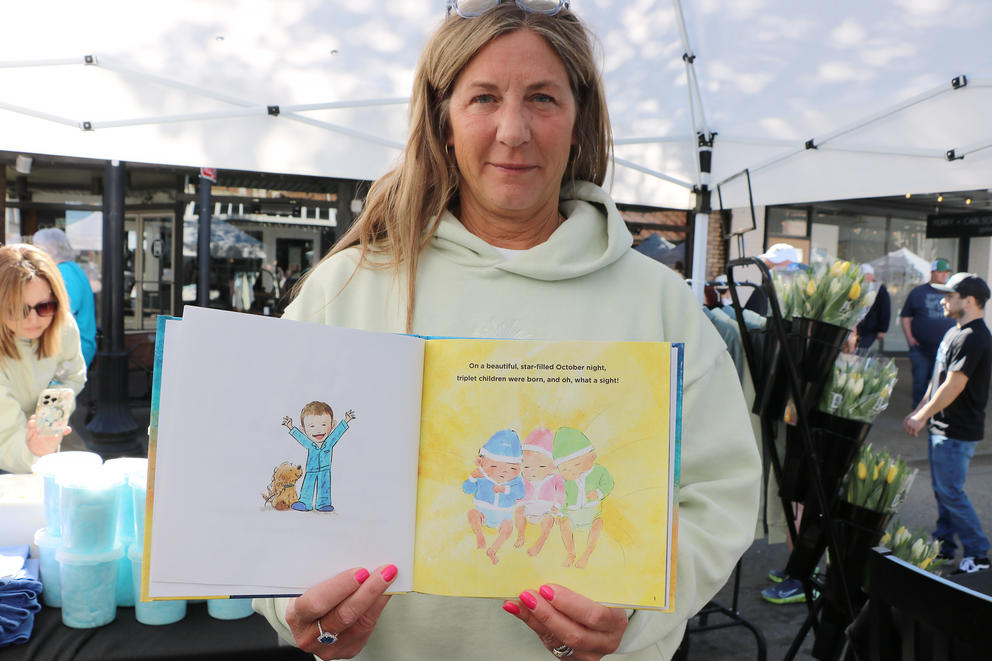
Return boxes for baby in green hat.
[552,427,614,569]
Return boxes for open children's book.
[143,307,683,610]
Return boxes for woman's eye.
[533,93,554,103]
[472,94,496,104]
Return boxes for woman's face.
[5,277,55,340]
[447,29,576,224]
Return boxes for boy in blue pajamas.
[283,401,356,512]
[462,429,525,564]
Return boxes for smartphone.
[34,387,74,437]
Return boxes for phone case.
[34,387,74,436]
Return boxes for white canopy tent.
[2,0,990,288]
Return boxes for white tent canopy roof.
[1,0,990,210]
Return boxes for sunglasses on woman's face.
[447,0,570,18]
[22,300,58,319]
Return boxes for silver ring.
[316,619,339,645]
[552,644,575,658]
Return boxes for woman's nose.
[496,102,530,147]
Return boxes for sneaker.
[953,556,991,574]
[767,568,789,583]
[936,550,955,562]
[760,578,817,604]
[290,501,310,511]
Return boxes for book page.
[413,339,680,610]
[147,307,424,598]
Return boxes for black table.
[0,603,311,661]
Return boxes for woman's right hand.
[25,414,68,457]
[285,564,397,660]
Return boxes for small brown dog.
[262,461,303,510]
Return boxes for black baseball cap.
[933,272,991,304]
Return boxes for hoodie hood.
[429,181,634,282]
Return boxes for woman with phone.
[0,244,86,473]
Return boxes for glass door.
[125,214,175,330]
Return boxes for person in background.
[0,244,87,473]
[744,243,803,315]
[254,3,761,660]
[32,228,97,368]
[901,259,955,408]
[904,273,991,574]
[854,264,890,352]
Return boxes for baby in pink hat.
[513,426,565,557]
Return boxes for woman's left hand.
[503,584,628,660]
[26,414,67,457]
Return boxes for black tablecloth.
[0,603,311,661]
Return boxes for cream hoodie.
[255,181,761,660]
[0,320,86,473]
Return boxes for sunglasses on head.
[22,300,58,319]
[447,0,570,18]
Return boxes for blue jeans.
[928,434,990,558]
[908,346,935,409]
[298,468,332,509]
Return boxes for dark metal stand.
[86,160,141,456]
[726,257,858,661]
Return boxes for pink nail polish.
[519,591,538,609]
[539,585,555,601]
[503,601,521,615]
[381,564,398,582]
[354,568,370,584]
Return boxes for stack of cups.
[31,452,103,610]
[56,466,125,628]
[128,470,187,625]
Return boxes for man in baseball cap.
[745,243,806,315]
[905,272,991,574]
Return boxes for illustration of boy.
[552,427,614,569]
[513,426,564,556]
[282,401,356,512]
[462,429,526,565]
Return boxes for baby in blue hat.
[462,429,526,564]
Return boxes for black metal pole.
[85,160,141,455]
[197,176,212,307]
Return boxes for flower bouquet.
[819,354,899,424]
[879,522,947,574]
[773,260,879,413]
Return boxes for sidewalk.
[685,356,992,659]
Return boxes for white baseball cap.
[758,243,799,265]
[860,264,874,276]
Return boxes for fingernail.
[502,601,520,615]
[381,564,398,582]
[539,585,555,601]
[354,568,370,584]
[519,591,537,609]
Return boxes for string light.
[905,193,911,198]
[966,198,972,205]
[937,195,943,203]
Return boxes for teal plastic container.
[33,527,62,607]
[129,472,148,550]
[58,468,123,554]
[129,545,186,625]
[32,451,102,536]
[103,457,148,546]
[57,543,124,628]
[207,598,255,620]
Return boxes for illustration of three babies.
[462,426,614,568]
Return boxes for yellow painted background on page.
[413,339,674,609]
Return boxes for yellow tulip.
[886,463,898,484]
[829,261,845,277]
[873,461,882,480]
[857,462,867,480]
[880,532,891,546]
[848,282,861,300]
[806,279,817,297]
[920,556,932,570]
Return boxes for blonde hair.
[0,244,72,360]
[299,4,612,331]
[300,401,334,426]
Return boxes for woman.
[0,244,87,473]
[32,227,98,368]
[255,3,760,660]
